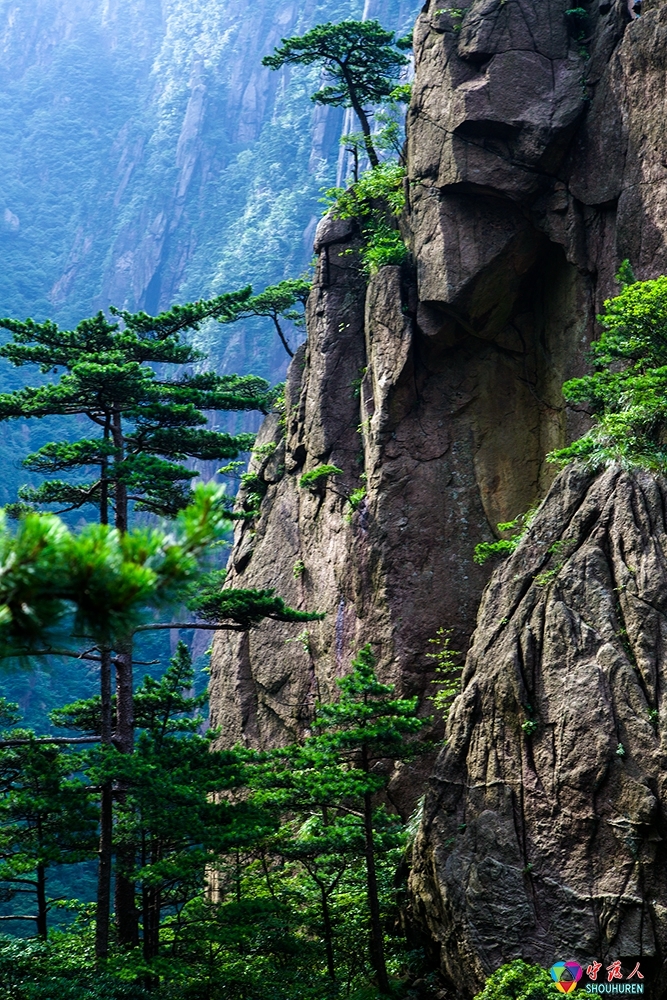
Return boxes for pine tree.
[251,645,430,995]
[0,297,283,951]
[0,735,97,939]
[263,21,410,169]
[0,294,269,525]
[221,279,311,358]
[550,268,667,471]
[0,489,320,955]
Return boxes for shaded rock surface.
[409,465,667,994]
[211,2,667,792]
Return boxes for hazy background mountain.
[0,0,420,731]
[0,0,419,378]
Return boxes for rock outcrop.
[409,465,667,995]
[211,0,667,785]
[209,0,667,980]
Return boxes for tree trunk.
[95,648,113,962]
[361,745,389,994]
[271,316,294,358]
[341,69,379,169]
[142,880,161,963]
[111,408,128,533]
[100,413,111,527]
[114,644,138,947]
[36,862,47,941]
[110,408,138,946]
[319,885,336,981]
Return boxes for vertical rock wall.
[410,466,667,995]
[406,1,667,989]
[210,0,667,825]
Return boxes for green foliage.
[0,485,230,653]
[248,644,430,993]
[263,20,409,167]
[347,486,367,511]
[220,278,312,358]
[435,8,469,31]
[616,258,636,289]
[0,646,430,997]
[262,20,408,106]
[427,629,463,718]
[473,508,538,565]
[0,737,98,937]
[186,572,324,629]
[521,719,538,737]
[313,643,429,758]
[360,223,407,274]
[238,471,269,517]
[299,465,344,490]
[549,270,667,471]
[474,960,554,1000]
[473,538,520,565]
[564,7,589,39]
[324,163,407,277]
[293,559,306,578]
[0,300,271,521]
[324,162,406,219]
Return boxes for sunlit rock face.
[210,1,667,823]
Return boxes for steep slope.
[210,0,667,802]
[409,464,667,994]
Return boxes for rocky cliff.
[211,0,667,765]
[403,3,667,990]
[209,0,667,983]
[0,0,417,377]
[410,464,667,994]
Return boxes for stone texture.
[409,466,667,995]
[210,0,667,847]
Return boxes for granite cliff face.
[410,465,667,993]
[211,1,667,743]
[210,0,667,981]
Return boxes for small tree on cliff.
[221,278,311,358]
[550,265,667,471]
[263,21,410,169]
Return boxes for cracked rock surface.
[410,465,667,994]
[210,0,667,831]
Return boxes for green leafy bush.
[550,266,667,471]
[299,464,343,490]
[324,162,406,219]
[474,959,554,1000]
[360,222,408,273]
[427,628,463,719]
[347,486,367,511]
[474,511,537,565]
[239,470,268,516]
[564,7,589,38]
[324,163,407,276]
